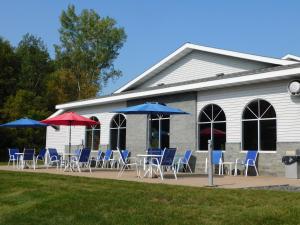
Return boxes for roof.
[55,63,300,110]
[115,43,297,93]
[282,54,300,62]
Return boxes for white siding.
[46,102,126,153]
[197,80,300,145]
[138,50,271,89]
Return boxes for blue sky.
[1,1,300,95]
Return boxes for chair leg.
[205,158,208,174]
[157,165,163,180]
[245,164,248,176]
[173,166,177,180]
[176,162,181,173]
[234,163,238,176]
[187,163,192,173]
[254,165,259,176]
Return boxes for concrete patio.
[1,165,299,189]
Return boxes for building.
[46,43,300,176]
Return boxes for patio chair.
[93,150,103,168]
[151,148,177,180]
[72,148,92,173]
[35,148,47,167]
[144,148,163,170]
[118,149,129,168]
[176,149,193,173]
[48,148,62,169]
[205,150,224,175]
[117,148,140,177]
[20,148,35,170]
[235,150,259,176]
[8,148,20,167]
[101,149,112,168]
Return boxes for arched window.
[85,116,100,150]
[242,99,276,151]
[198,104,226,150]
[149,115,170,149]
[110,114,126,150]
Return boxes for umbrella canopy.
[112,102,188,115]
[200,127,225,137]
[41,112,99,126]
[41,112,99,160]
[0,118,48,128]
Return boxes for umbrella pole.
[146,114,149,151]
[69,122,71,163]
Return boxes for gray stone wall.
[126,92,197,157]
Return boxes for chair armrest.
[246,159,255,165]
[50,155,58,161]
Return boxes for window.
[110,114,126,150]
[85,116,100,150]
[198,104,226,151]
[149,115,170,149]
[242,99,276,151]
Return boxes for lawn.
[0,171,299,225]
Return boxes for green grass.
[0,171,299,225]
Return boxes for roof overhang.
[56,66,300,110]
[115,43,296,93]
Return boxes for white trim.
[240,151,276,154]
[56,66,300,110]
[115,43,296,93]
[282,54,300,62]
[47,109,65,118]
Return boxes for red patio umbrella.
[200,127,225,137]
[41,112,99,154]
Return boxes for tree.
[0,38,19,111]
[16,34,54,96]
[55,5,127,99]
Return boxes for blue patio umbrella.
[112,102,188,115]
[0,118,48,128]
[112,102,188,149]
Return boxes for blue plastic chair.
[235,150,259,176]
[176,150,193,173]
[8,148,20,167]
[152,148,177,180]
[146,148,163,164]
[21,148,35,170]
[205,150,224,175]
[35,148,47,167]
[117,149,140,177]
[101,149,112,168]
[48,148,62,169]
[72,148,92,173]
[94,150,103,168]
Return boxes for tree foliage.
[0,5,126,161]
[55,5,126,99]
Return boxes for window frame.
[148,114,170,149]
[85,116,101,150]
[197,104,226,151]
[241,99,277,152]
[110,114,126,150]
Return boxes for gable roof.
[56,63,300,110]
[282,54,300,62]
[115,43,296,93]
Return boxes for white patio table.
[63,153,77,172]
[136,154,162,178]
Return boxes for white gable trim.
[56,66,300,110]
[282,54,300,62]
[115,43,296,93]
